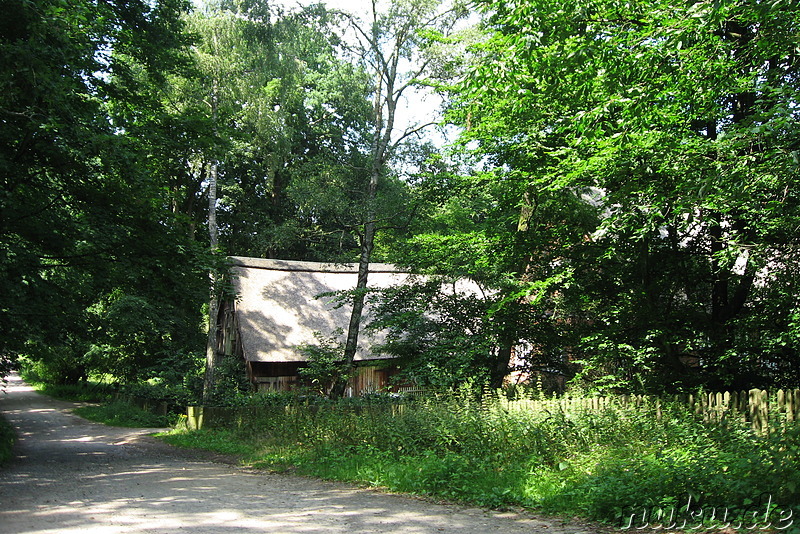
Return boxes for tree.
[369,149,589,390]
[175,1,384,396]
[448,0,800,392]
[176,1,379,263]
[322,0,468,397]
[1,0,210,384]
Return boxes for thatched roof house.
[216,256,412,394]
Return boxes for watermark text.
[618,493,794,530]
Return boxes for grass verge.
[19,369,116,403]
[20,367,184,428]
[156,428,262,458]
[155,395,800,531]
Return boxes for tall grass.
[161,392,800,528]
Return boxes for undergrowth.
[158,393,800,530]
[157,428,261,457]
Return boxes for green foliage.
[5,0,799,430]
[22,361,188,428]
[0,414,15,467]
[20,354,207,412]
[214,353,252,397]
[1,0,209,386]
[18,346,89,387]
[158,428,260,457]
[174,2,383,262]
[443,0,800,392]
[534,414,800,526]
[0,356,11,385]
[118,378,202,407]
[22,360,194,428]
[84,288,206,384]
[377,145,593,389]
[367,279,497,389]
[297,330,353,396]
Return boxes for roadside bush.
[19,362,190,428]
[119,380,198,408]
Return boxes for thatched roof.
[227,257,412,363]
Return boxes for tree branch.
[391,120,439,151]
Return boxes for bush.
[118,380,198,408]
[19,364,185,428]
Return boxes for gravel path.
[0,374,606,534]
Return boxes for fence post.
[787,390,799,423]
[720,391,730,423]
[187,406,204,430]
[749,389,768,435]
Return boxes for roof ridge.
[228,256,405,274]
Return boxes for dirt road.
[0,374,603,534]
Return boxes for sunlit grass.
[156,428,261,458]
[153,394,800,528]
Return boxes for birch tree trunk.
[202,161,220,401]
[329,77,388,398]
[201,25,224,402]
[328,0,464,398]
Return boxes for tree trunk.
[329,223,375,398]
[490,339,514,390]
[329,0,455,396]
[487,189,537,390]
[203,161,220,402]
[329,159,380,398]
[328,8,399,397]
